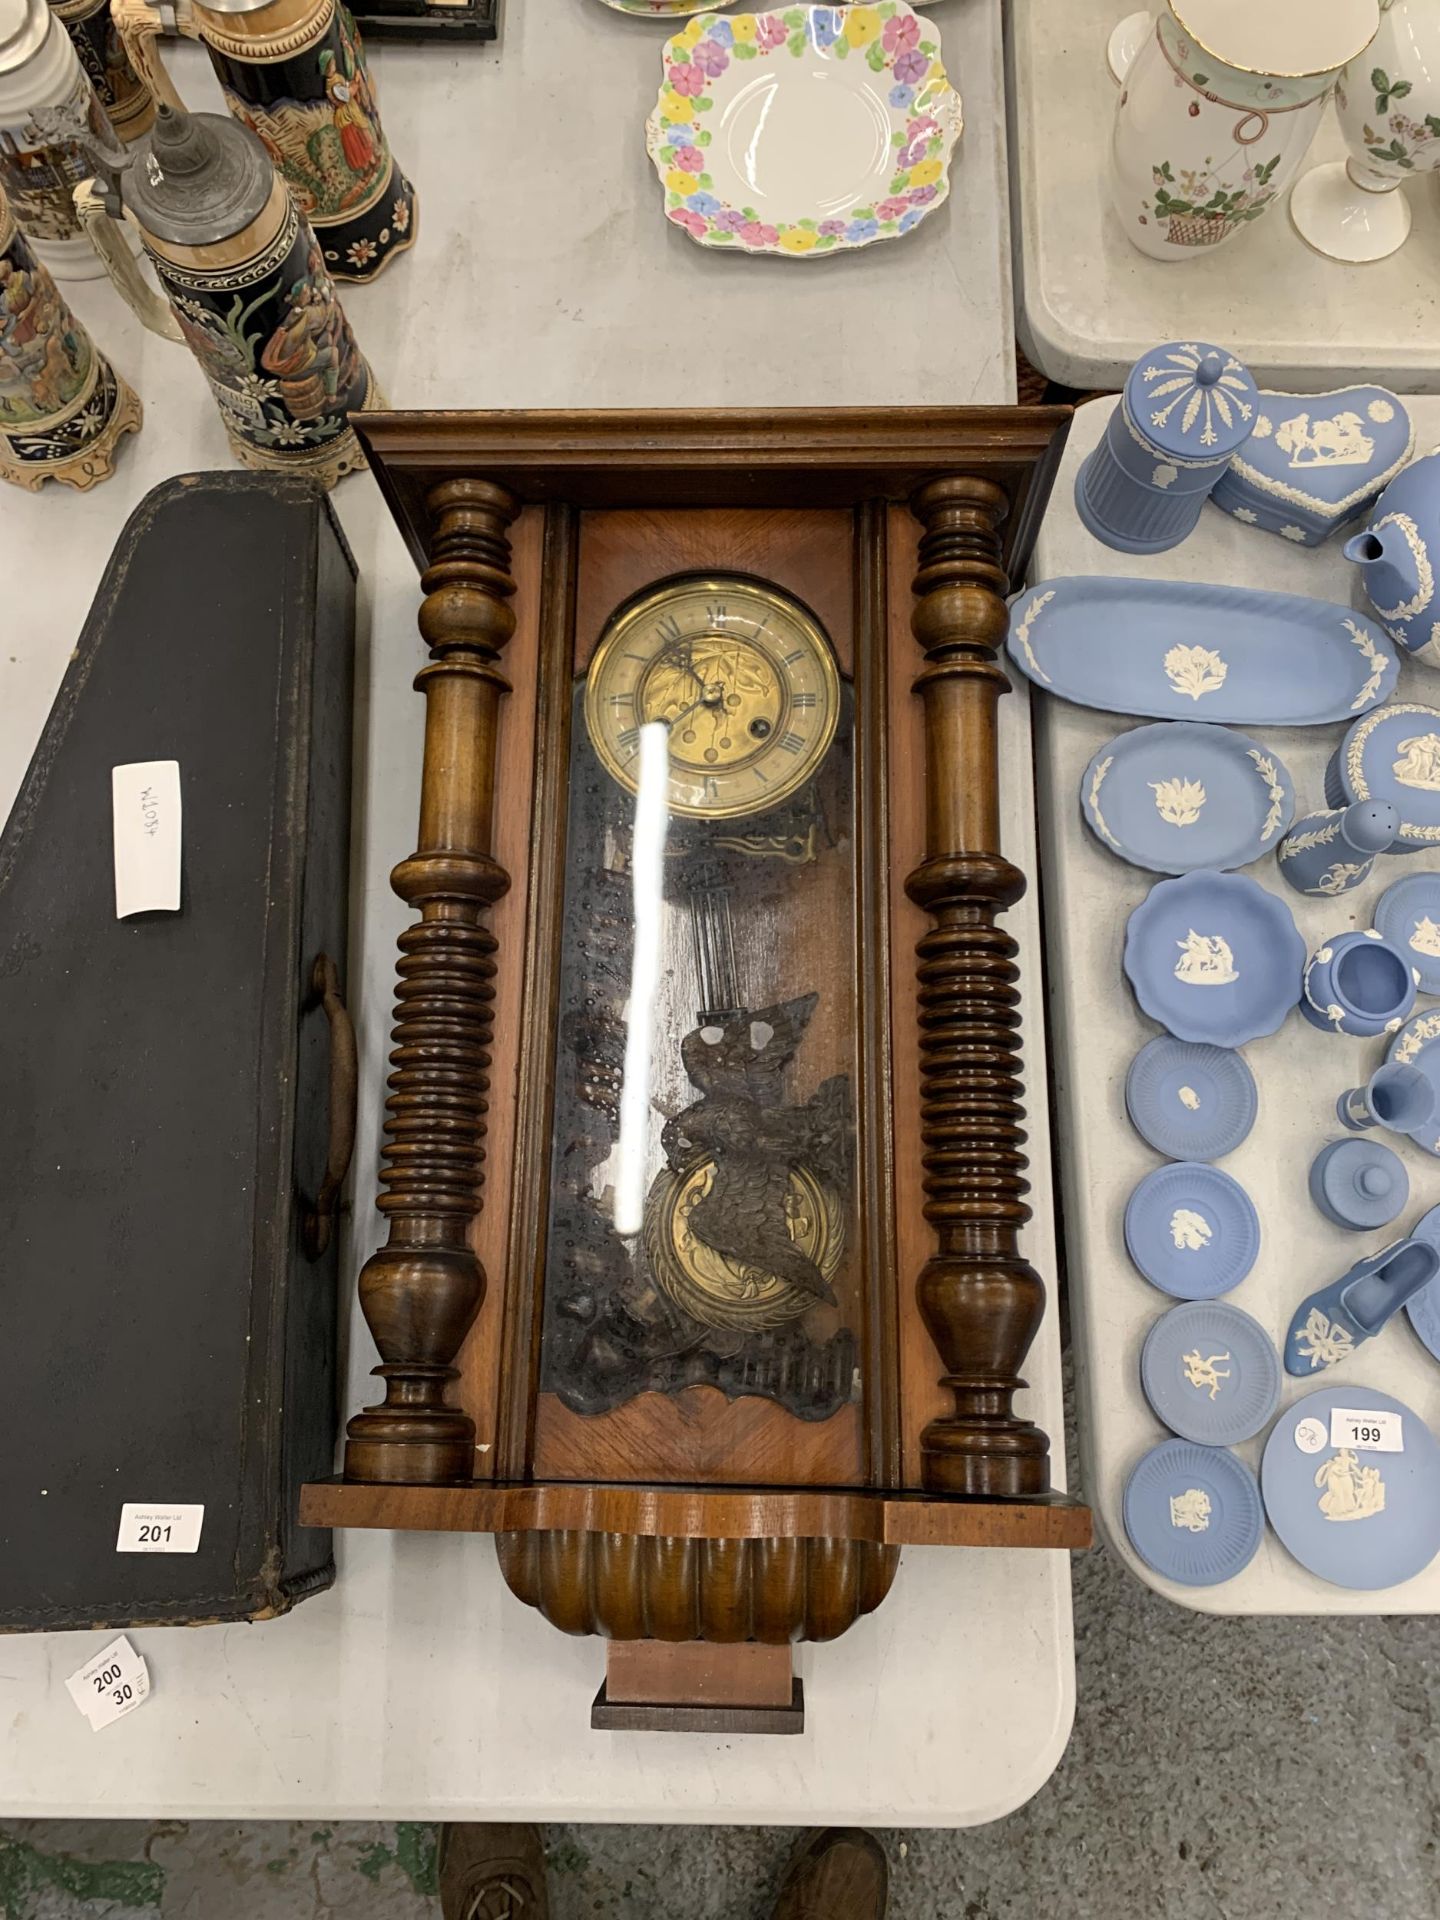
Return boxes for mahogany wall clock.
[301,408,1092,1731]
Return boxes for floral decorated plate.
[646,4,962,257]
[1081,721,1294,875]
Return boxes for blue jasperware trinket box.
[1075,341,1259,556]
[1325,703,1440,854]
[1211,387,1414,548]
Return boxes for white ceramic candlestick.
[1291,0,1440,263]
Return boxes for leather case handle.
[304,954,357,1260]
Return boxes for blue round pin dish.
[1325,705,1440,853]
[1123,1439,1264,1586]
[1140,1301,1281,1446]
[1261,1386,1440,1590]
[1125,1037,1257,1161]
[1124,1162,1261,1299]
[1404,1201,1440,1363]
[1123,870,1305,1047]
[1375,872,1440,997]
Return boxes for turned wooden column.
[344,478,518,1485]
[906,475,1052,1500]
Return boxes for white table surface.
[1035,394,1440,1617]
[1007,0,1440,394]
[0,4,1077,1825]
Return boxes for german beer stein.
[112,0,414,281]
[47,0,150,143]
[78,102,378,487]
[0,0,124,278]
[0,180,139,486]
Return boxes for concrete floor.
[5,1408,1439,1920]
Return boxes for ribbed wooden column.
[906,476,1052,1499]
[344,478,518,1485]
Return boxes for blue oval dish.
[1007,577,1397,725]
[1124,870,1305,1047]
[1405,1201,1440,1362]
[1387,1009,1440,1159]
[1082,723,1294,874]
[1124,1439,1264,1586]
[1140,1301,1282,1446]
[1262,1386,1440,1590]
[1325,704,1440,853]
[1125,1037,1257,1160]
[1375,872,1440,996]
[1124,1161,1261,1299]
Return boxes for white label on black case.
[1329,1408,1403,1454]
[115,1503,204,1553]
[112,760,181,918]
[65,1634,150,1731]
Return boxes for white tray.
[1035,395,1440,1615]
[1007,0,1440,393]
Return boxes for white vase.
[1292,0,1440,262]
[1111,0,1380,261]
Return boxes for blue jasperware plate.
[1387,1009,1440,1159]
[1007,578,1397,724]
[1124,1439,1264,1586]
[1140,1301,1281,1446]
[1124,869,1305,1047]
[1082,723,1294,874]
[1124,1161,1260,1299]
[1262,1386,1440,1590]
[1375,872,1440,996]
[1125,1037,1257,1160]
[1326,704,1440,853]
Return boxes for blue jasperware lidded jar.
[1076,340,1260,556]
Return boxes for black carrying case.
[0,472,356,1630]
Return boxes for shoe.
[1284,1237,1440,1376]
[438,1824,548,1920]
[771,1829,888,1920]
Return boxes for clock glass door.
[536,570,866,1484]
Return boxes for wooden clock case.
[301,408,1092,1731]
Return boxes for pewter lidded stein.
[78,102,378,487]
[113,0,414,281]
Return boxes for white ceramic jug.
[1292,0,1440,261]
[1111,0,1380,260]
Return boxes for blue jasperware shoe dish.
[1124,1037,1257,1161]
[1124,1161,1260,1299]
[1124,869,1305,1047]
[1140,1301,1281,1447]
[1301,928,1418,1038]
[1124,1438,1264,1586]
[1262,1386,1440,1590]
[1284,1237,1440,1376]
[1309,1138,1409,1231]
[1375,871,1440,996]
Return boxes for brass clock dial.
[584,575,840,820]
